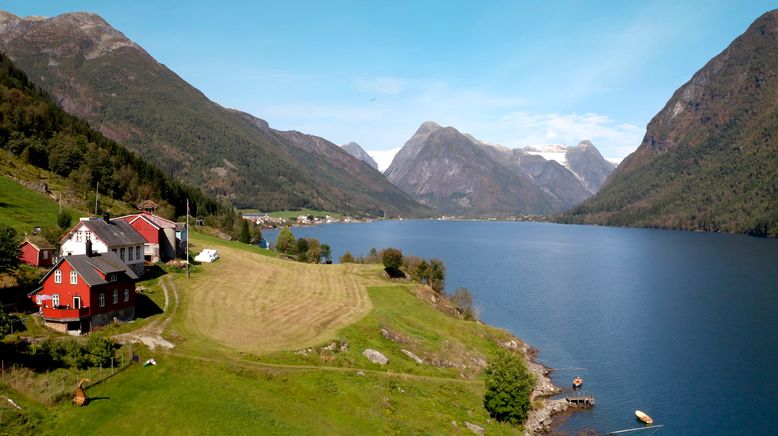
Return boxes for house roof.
[22,235,54,250]
[64,218,146,247]
[34,251,138,291]
[115,212,178,230]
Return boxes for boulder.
[401,349,424,364]
[362,349,389,365]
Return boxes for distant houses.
[29,241,138,335]
[18,235,56,267]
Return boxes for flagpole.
[186,198,190,278]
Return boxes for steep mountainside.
[385,122,614,215]
[564,10,778,236]
[341,142,379,170]
[0,11,426,217]
[0,51,217,217]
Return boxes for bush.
[428,258,446,293]
[31,337,117,369]
[340,251,354,263]
[274,227,296,254]
[483,349,535,425]
[451,287,477,320]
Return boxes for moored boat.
[635,410,653,424]
[572,376,583,388]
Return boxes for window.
[120,247,125,261]
[73,296,81,309]
[113,289,119,304]
[75,231,82,242]
[109,273,117,283]
[99,293,105,307]
[129,247,133,261]
[124,289,130,302]
[136,246,141,260]
[84,231,91,241]
[52,294,60,307]
[54,270,62,283]
[70,271,78,284]
[42,250,48,260]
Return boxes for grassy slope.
[3,231,522,434]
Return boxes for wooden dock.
[565,395,595,407]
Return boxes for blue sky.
[4,1,776,162]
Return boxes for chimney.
[85,238,93,257]
[103,212,110,223]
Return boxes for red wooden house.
[114,212,179,262]
[29,240,138,335]
[19,235,56,267]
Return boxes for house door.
[73,296,81,309]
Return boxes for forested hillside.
[562,10,778,237]
[0,51,218,217]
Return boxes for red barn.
[114,212,179,262]
[19,235,56,267]
[29,242,138,335]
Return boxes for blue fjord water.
[264,221,778,434]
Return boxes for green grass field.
[2,230,524,434]
[0,175,69,233]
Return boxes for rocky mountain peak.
[341,142,379,170]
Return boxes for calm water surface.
[264,221,778,435]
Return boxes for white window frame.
[124,288,130,302]
[136,246,141,261]
[109,273,117,283]
[70,271,78,285]
[75,231,82,242]
[73,296,81,309]
[129,246,133,261]
[52,294,60,307]
[112,289,119,304]
[42,250,48,260]
[99,293,105,307]
[120,247,125,261]
[54,270,62,283]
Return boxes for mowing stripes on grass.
[181,233,372,353]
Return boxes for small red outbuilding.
[19,235,56,267]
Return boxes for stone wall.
[91,306,135,329]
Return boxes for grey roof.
[79,218,146,247]
[35,251,138,289]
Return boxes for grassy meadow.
[1,230,524,434]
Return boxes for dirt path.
[114,276,176,350]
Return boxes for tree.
[451,287,477,320]
[275,227,296,254]
[483,349,535,425]
[340,251,354,263]
[239,219,251,244]
[0,223,20,273]
[57,210,72,230]
[250,225,263,245]
[295,238,310,257]
[0,304,13,339]
[320,244,332,264]
[408,258,429,283]
[381,248,403,270]
[428,258,446,293]
[307,238,321,264]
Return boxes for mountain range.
[0,11,427,217]
[384,122,615,216]
[564,9,778,236]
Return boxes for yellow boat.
[635,410,653,424]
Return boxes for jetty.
[565,394,595,407]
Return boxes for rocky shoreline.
[503,339,571,434]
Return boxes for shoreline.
[502,338,572,434]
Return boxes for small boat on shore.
[635,410,653,424]
[572,376,583,388]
